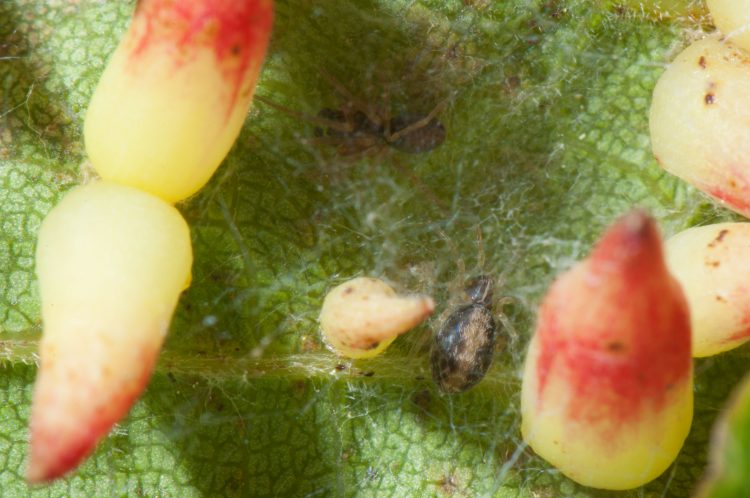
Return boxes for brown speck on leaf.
[705,93,716,105]
[438,473,460,495]
[504,75,521,92]
[334,363,347,371]
[699,56,706,68]
[293,380,307,395]
[301,334,321,352]
[412,389,431,412]
[361,370,375,377]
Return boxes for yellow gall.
[650,36,750,218]
[28,181,193,483]
[707,0,750,52]
[319,277,434,359]
[666,222,750,357]
[84,0,273,203]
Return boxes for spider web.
[1,0,749,496]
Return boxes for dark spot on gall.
[335,363,347,371]
[606,341,625,352]
[699,56,706,68]
[343,286,354,295]
[231,44,241,56]
[705,93,716,105]
[365,341,380,350]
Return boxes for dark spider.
[430,275,497,394]
[428,229,515,394]
[312,107,446,155]
[255,69,447,158]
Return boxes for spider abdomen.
[431,302,496,393]
[388,114,446,153]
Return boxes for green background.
[1,1,749,496]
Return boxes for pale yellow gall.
[319,277,434,359]
[666,222,750,357]
[707,0,750,52]
[27,181,192,483]
[650,36,750,218]
[84,0,273,203]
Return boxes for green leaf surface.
[1,0,749,496]
[696,374,750,498]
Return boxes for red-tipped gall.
[521,211,693,490]
[27,182,192,483]
[84,0,274,203]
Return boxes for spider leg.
[386,97,450,143]
[475,225,485,270]
[318,68,384,128]
[390,156,448,215]
[255,95,354,133]
[301,136,377,148]
[434,228,467,301]
[302,135,382,159]
[346,143,387,163]
[382,88,392,137]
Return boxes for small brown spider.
[255,69,447,159]
[406,228,517,393]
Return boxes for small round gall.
[707,0,750,52]
[650,36,750,218]
[666,222,750,357]
[319,277,434,359]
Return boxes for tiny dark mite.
[431,275,497,394]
